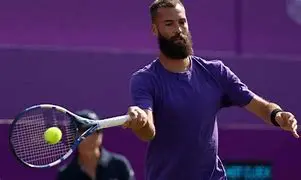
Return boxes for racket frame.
[9,104,129,168]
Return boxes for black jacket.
[56,148,135,180]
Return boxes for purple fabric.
[130,56,254,180]
[204,60,255,107]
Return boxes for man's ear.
[151,24,158,37]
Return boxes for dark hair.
[75,109,103,133]
[149,0,184,23]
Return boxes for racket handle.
[96,115,130,129]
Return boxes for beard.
[158,31,193,60]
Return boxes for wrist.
[132,123,155,141]
[130,124,146,131]
[270,109,283,127]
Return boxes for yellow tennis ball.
[44,127,62,144]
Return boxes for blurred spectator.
[56,109,135,180]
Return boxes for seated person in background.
[56,109,135,180]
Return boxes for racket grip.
[97,115,130,129]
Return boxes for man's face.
[153,4,193,60]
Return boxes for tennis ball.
[44,127,62,144]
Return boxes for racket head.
[8,104,85,168]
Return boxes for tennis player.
[123,0,299,179]
[57,109,135,180]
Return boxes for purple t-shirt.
[130,56,254,180]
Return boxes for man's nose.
[175,25,183,34]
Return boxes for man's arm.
[244,95,280,125]
[244,95,299,138]
[212,60,299,138]
[128,108,155,141]
[125,73,156,141]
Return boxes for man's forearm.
[132,122,156,141]
[245,96,282,125]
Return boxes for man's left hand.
[276,111,299,138]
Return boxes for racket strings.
[10,108,77,166]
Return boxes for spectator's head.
[75,109,104,156]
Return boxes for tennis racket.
[9,104,130,168]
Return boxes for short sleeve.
[214,60,255,107]
[116,156,136,180]
[56,162,90,180]
[129,73,154,111]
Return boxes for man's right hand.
[123,106,148,130]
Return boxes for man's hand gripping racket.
[9,104,130,168]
